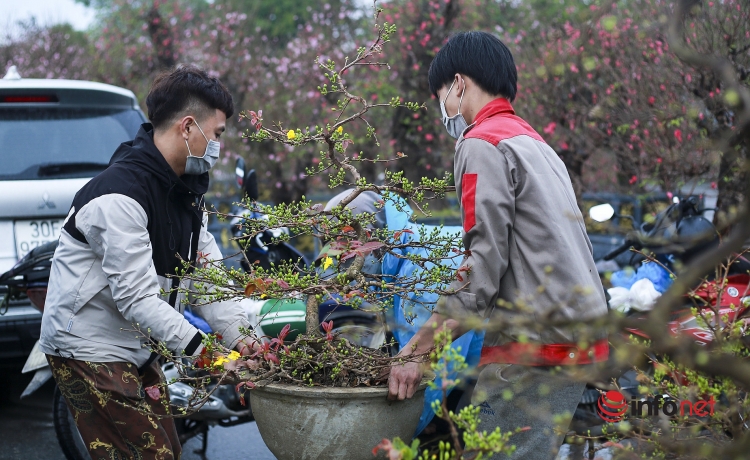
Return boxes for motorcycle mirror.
[589,203,615,223]
[235,157,246,188]
[244,169,259,201]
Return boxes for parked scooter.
[571,196,750,437]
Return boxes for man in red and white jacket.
[387,32,608,459]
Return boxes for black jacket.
[65,123,207,281]
[41,123,250,365]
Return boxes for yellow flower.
[287,129,296,140]
[323,257,334,270]
[227,350,241,361]
[213,356,229,367]
[336,126,343,134]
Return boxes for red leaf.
[360,241,385,252]
[245,278,269,296]
[321,320,334,333]
[278,323,291,341]
[340,251,357,262]
[236,381,256,392]
[341,241,385,262]
[341,226,355,233]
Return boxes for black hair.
[146,65,234,130]
[428,31,517,102]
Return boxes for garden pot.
[249,382,427,460]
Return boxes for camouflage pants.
[47,355,181,460]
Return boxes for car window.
[0,107,144,180]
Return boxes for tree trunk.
[146,2,177,70]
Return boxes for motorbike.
[1,159,383,460]
[570,196,750,440]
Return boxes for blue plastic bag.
[381,198,484,435]
[610,261,672,294]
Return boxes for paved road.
[0,366,276,460]
[0,366,618,460]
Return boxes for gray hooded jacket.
[40,124,250,366]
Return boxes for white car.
[0,66,146,364]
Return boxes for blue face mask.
[184,120,220,175]
[440,78,468,139]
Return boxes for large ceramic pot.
[249,382,427,460]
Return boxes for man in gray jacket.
[387,32,608,459]
[40,66,251,460]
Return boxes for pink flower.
[543,122,557,135]
[629,175,638,185]
[425,133,434,142]
[674,129,683,143]
[648,96,656,105]
[145,385,161,401]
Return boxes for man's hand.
[386,312,459,400]
[388,360,423,400]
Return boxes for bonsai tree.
[139,1,750,458]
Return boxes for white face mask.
[184,120,220,175]
[440,78,469,139]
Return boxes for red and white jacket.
[435,98,608,366]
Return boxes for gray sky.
[0,0,95,32]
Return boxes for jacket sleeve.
[435,137,515,320]
[190,212,252,350]
[75,194,204,357]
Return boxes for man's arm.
[190,212,253,353]
[388,137,516,400]
[437,137,515,321]
[76,194,204,357]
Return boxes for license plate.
[14,219,62,259]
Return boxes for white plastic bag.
[607,287,632,313]
[629,278,661,312]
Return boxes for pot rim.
[250,379,430,399]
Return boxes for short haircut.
[146,65,234,130]
[428,31,517,102]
